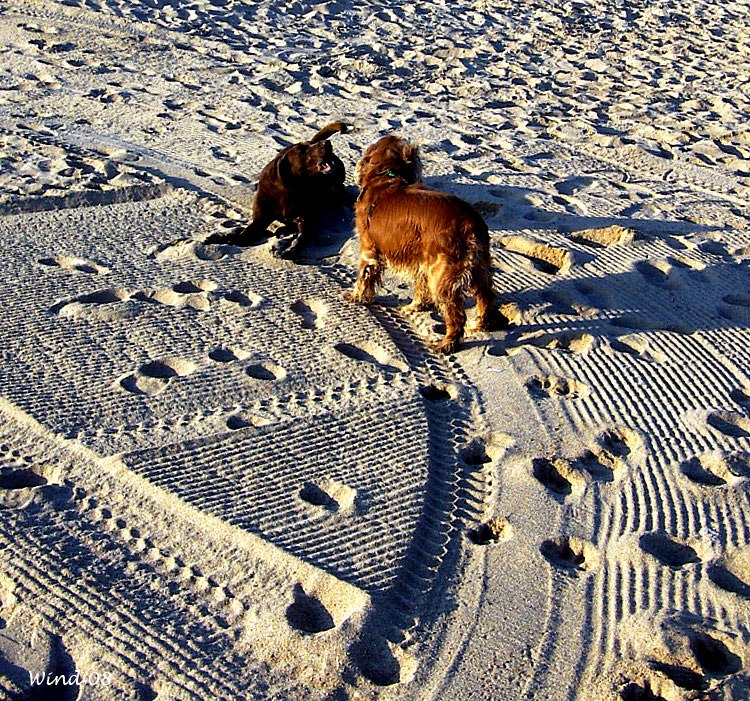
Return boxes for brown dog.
[350,135,497,354]
[206,122,348,256]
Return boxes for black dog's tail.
[310,121,348,143]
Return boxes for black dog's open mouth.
[319,161,333,174]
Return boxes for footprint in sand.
[119,358,197,396]
[648,661,707,694]
[698,238,732,258]
[554,175,596,197]
[498,234,574,274]
[133,280,218,312]
[299,478,357,514]
[291,298,328,330]
[619,680,666,701]
[533,450,620,497]
[53,281,257,318]
[719,294,750,324]
[569,225,635,249]
[551,193,588,217]
[468,516,513,545]
[540,536,596,572]
[0,467,46,490]
[148,238,232,263]
[50,288,131,320]
[680,451,750,488]
[459,434,513,467]
[38,255,108,275]
[246,361,287,382]
[222,290,264,309]
[687,630,742,677]
[509,330,594,356]
[610,333,667,364]
[0,455,48,509]
[707,411,750,438]
[708,546,750,599]
[541,289,594,318]
[598,427,642,461]
[572,449,624,483]
[418,383,458,402]
[208,346,251,363]
[285,584,334,635]
[526,374,590,400]
[333,342,408,375]
[635,259,687,290]
[532,429,639,498]
[226,413,273,431]
[577,427,643,481]
[639,532,701,569]
[532,457,576,499]
[642,623,743,695]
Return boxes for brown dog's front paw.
[343,290,370,304]
[468,314,496,334]
[432,337,459,355]
[402,299,434,315]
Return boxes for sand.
[0,0,749,699]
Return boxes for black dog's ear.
[277,144,307,185]
[277,152,293,186]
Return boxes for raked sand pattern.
[1,0,750,699]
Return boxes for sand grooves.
[0,403,280,699]
[475,176,750,699]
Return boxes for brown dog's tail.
[310,121,348,143]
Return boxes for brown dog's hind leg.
[429,259,467,354]
[433,290,466,354]
[402,269,433,314]
[348,251,382,304]
[468,263,496,332]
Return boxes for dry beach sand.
[1,0,750,699]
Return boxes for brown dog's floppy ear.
[401,141,423,182]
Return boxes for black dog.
[206,122,348,257]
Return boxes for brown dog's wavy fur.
[350,135,496,354]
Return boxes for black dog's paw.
[204,223,261,247]
[271,232,305,259]
[202,232,230,245]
